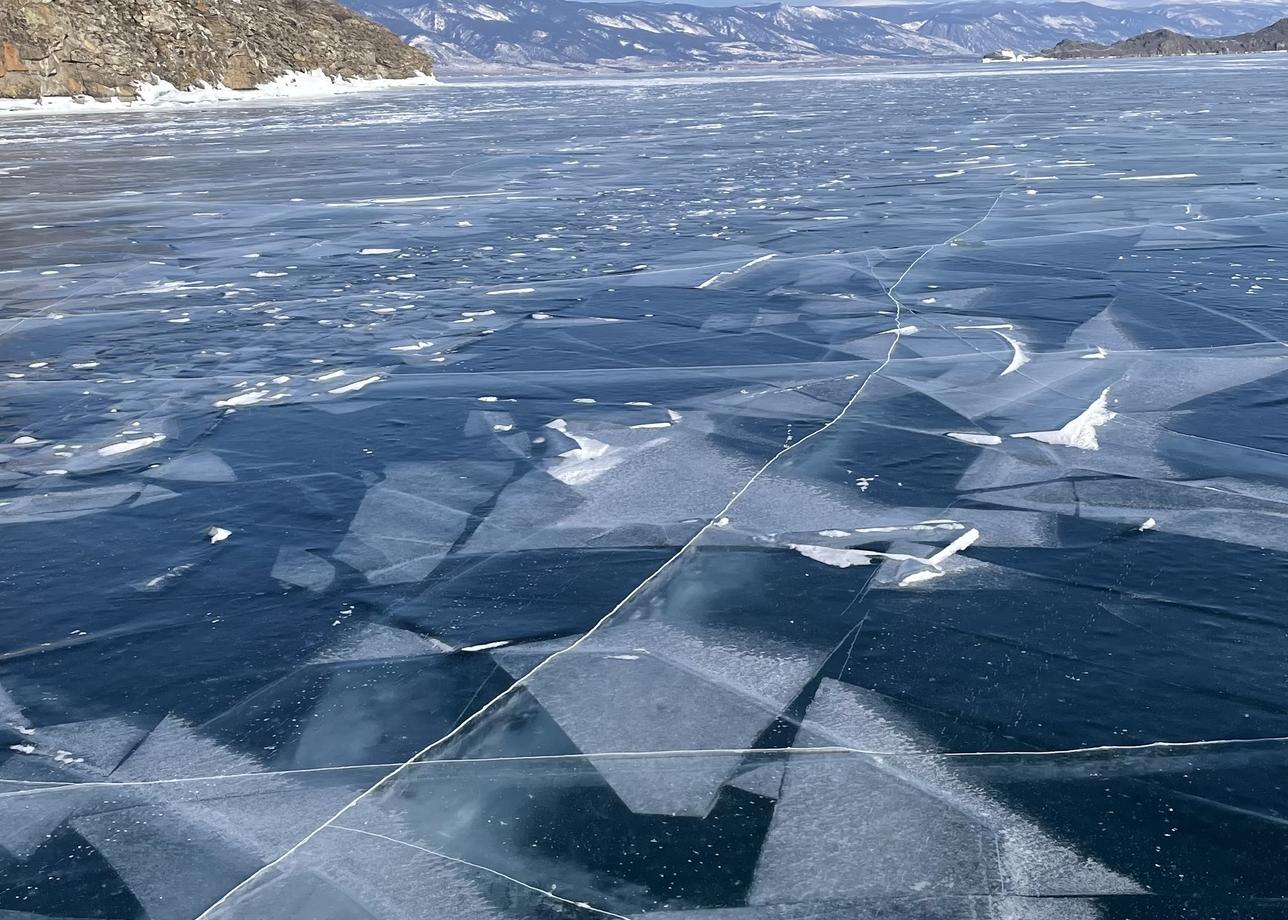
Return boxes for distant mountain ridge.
[1041,13,1288,55]
[348,0,969,71]
[862,0,1288,51]
[345,0,1288,72]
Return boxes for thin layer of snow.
[0,70,437,117]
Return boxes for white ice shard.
[98,434,166,457]
[898,527,981,586]
[1011,387,1115,451]
[996,330,1030,376]
[544,418,627,485]
[947,431,1003,446]
[328,374,382,395]
[788,528,980,587]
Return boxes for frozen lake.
[3,55,1288,919]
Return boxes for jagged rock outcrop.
[0,0,432,100]
[1040,15,1288,58]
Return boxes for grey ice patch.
[0,784,119,860]
[631,900,1102,918]
[143,450,238,483]
[726,761,787,799]
[203,823,510,919]
[494,621,832,816]
[72,805,265,920]
[310,623,452,664]
[334,461,512,585]
[271,546,336,592]
[24,716,149,777]
[111,715,264,783]
[0,483,143,524]
[132,484,181,508]
[748,679,1142,907]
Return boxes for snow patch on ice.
[1011,387,1116,451]
[947,432,1003,446]
[328,374,382,395]
[98,434,165,457]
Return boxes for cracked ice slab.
[490,618,834,816]
[750,679,1143,906]
[334,461,513,584]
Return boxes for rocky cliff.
[0,0,432,100]
[1041,16,1288,57]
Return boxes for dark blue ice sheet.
[3,55,1288,919]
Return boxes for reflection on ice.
[5,54,1288,920]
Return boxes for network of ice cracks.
[3,55,1288,920]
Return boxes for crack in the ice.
[7,735,1288,800]
[184,188,1073,918]
[329,824,634,920]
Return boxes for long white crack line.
[191,191,1008,919]
[330,825,633,920]
[3,733,1285,801]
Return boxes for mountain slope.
[0,0,432,99]
[346,0,971,72]
[1042,14,1288,56]
[859,0,1288,53]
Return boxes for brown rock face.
[0,0,432,99]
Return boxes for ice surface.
[489,619,832,815]
[271,546,337,592]
[0,483,145,524]
[750,679,1142,905]
[334,461,512,584]
[5,54,1288,920]
[143,450,238,483]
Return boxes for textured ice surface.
[334,461,512,584]
[750,679,1141,905]
[6,54,1288,919]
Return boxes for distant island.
[1039,16,1288,59]
[0,0,432,100]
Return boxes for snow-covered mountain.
[857,0,1288,52]
[346,0,972,71]
[346,0,1288,70]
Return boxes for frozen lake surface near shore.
[3,54,1288,919]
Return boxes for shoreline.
[0,69,438,117]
